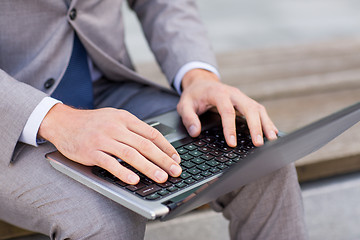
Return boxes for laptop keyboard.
[92,122,256,201]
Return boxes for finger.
[215,97,237,147]
[101,140,172,183]
[123,113,181,164]
[94,151,140,185]
[259,108,279,141]
[240,105,264,147]
[177,99,202,137]
[114,129,182,177]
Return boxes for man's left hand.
[177,69,279,147]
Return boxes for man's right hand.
[38,103,182,185]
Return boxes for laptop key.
[191,158,205,165]
[136,184,161,197]
[201,171,212,177]
[218,164,228,170]
[193,174,204,181]
[167,185,179,192]
[126,182,146,191]
[181,153,194,161]
[197,163,210,171]
[177,148,188,155]
[224,153,237,159]
[184,178,195,185]
[157,181,172,188]
[184,144,197,151]
[193,140,207,147]
[188,167,202,175]
[181,161,195,169]
[168,176,182,184]
[210,150,222,156]
[146,193,161,200]
[226,161,235,166]
[210,167,221,173]
[215,156,229,163]
[175,181,187,188]
[203,136,216,143]
[232,157,242,162]
[220,146,233,153]
[201,154,214,160]
[114,180,127,187]
[207,159,220,167]
[189,150,202,157]
[158,189,170,196]
[180,172,192,179]
[198,146,211,153]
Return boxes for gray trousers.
[0,79,308,240]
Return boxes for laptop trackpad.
[148,121,176,137]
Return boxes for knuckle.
[97,155,112,169]
[120,147,136,160]
[222,106,236,116]
[139,138,153,152]
[148,127,160,141]
[257,103,265,111]
[117,109,132,121]
[217,86,229,95]
[142,165,154,176]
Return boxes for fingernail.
[128,174,139,184]
[230,135,236,146]
[256,135,264,145]
[170,164,182,176]
[269,131,277,140]
[172,154,181,164]
[155,170,168,182]
[189,125,197,137]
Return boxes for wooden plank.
[136,38,360,100]
[0,221,34,240]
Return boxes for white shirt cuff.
[19,97,62,147]
[173,61,221,95]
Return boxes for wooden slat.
[0,221,34,240]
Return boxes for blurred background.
[123,0,360,64]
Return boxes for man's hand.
[39,104,182,185]
[177,69,279,147]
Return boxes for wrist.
[38,103,73,142]
[181,69,220,90]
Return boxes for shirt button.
[44,78,55,89]
[69,8,77,20]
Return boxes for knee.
[49,198,146,240]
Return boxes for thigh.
[93,79,180,120]
[0,143,146,240]
[211,164,308,240]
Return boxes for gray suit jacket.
[0,0,217,165]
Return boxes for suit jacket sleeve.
[128,0,218,85]
[0,69,47,165]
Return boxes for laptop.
[46,101,360,221]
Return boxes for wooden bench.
[1,37,360,239]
